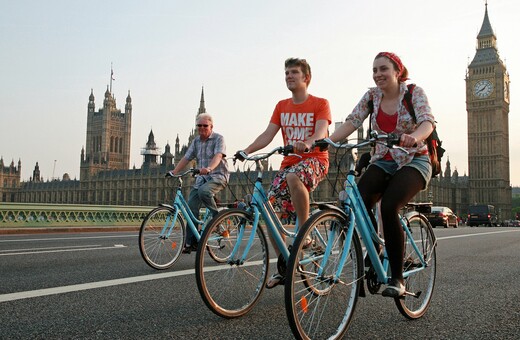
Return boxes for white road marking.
[0,259,269,303]
[0,234,136,243]
[436,229,519,240]
[1,229,518,303]
[0,245,127,256]
[0,244,102,253]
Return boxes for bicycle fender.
[316,203,349,220]
[403,210,421,221]
[159,203,174,210]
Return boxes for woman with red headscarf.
[327,52,435,297]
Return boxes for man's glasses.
[196,124,209,128]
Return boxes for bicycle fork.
[160,209,180,239]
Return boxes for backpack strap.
[403,84,416,123]
[367,97,374,138]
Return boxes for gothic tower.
[141,129,160,168]
[80,81,132,180]
[198,86,207,116]
[192,86,207,139]
[465,4,511,217]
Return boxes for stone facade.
[0,158,21,202]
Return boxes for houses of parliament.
[0,5,513,219]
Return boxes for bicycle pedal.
[403,290,422,299]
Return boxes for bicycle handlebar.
[233,145,299,164]
[165,168,200,178]
[313,132,408,153]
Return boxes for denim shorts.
[371,155,432,188]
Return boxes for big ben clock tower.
[465,4,511,218]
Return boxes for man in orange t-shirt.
[236,57,331,288]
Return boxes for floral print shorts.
[267,157,327,213]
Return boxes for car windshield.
[469,205,491,214]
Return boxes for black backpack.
[367,84,445,178]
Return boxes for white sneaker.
[382,279,405,297]
[302,235,314,249]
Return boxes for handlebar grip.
[165,171,174,178]
[233,151,247,162]
[314,139,329,151]
[282,145,294,156]
[387,133,400,145]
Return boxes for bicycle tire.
[285,209,363,340]
[195,208,269,318]
[395,213,436,319]
[138,206,185,270]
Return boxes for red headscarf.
[377,52,408,82]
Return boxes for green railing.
[0,203,154,228]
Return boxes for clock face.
[474,79,493,98]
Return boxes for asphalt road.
[1,227,519,339]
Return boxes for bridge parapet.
[0,203,154,227]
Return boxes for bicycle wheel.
[395,213,436,319]
[195,209,269,318]
[204,209,240,263]
[139,206,185,270]
[285,209,363,340]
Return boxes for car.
[511,220,520,227]
[467,204,498,227]
[426,206,458,228]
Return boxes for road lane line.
[436,229,520,240]
[0,235,136,243]
[0,245,127,256]
[2,229,518,303]
[0,259,270,303]
[0,244,102,253]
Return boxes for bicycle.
[194,145,328,318]
[138,168,229,270]
[284,134,437,339]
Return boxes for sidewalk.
[0,226,140,235]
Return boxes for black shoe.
[182,246,192,254]
[190,242,198,251]
[382,279,405,298]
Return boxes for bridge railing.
[0,203,155,227]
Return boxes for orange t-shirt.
[270,94,331,169]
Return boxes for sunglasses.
[196,124,209,128]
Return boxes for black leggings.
[357,164,425,281]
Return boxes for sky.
[1,0,519,186]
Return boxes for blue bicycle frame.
[229,147,305,264]
[159,169,213,242]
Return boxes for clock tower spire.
[465,3,511,218]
